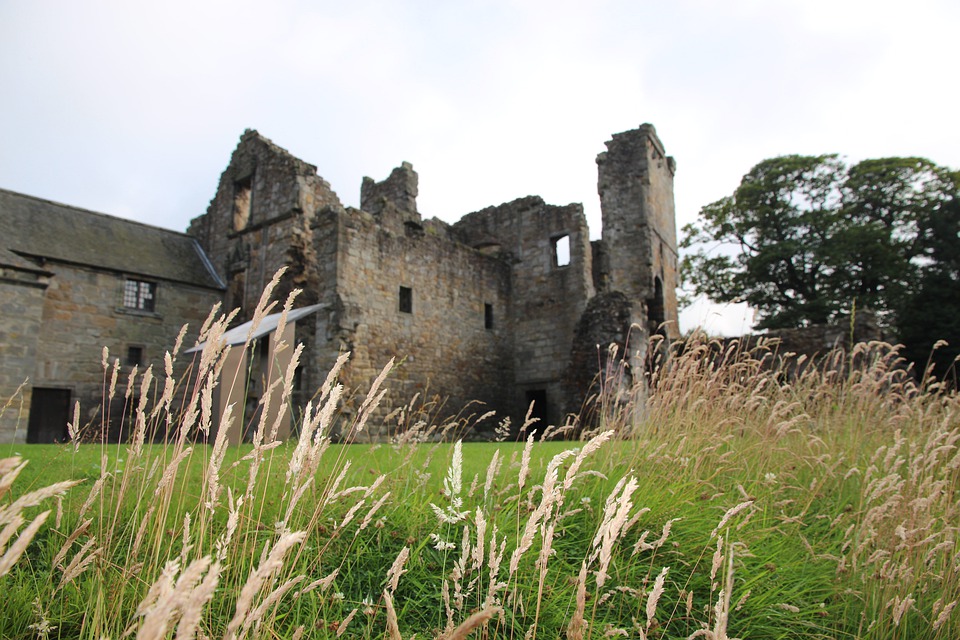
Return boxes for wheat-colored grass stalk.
[645,566,669,632]
[383,590,402,640]
[0,509,50,577]
[443,606,499,640]
[0,462,82,579]
[591,476,639,588]
[55,536,99,592]
[223,531,306,640]
[385,546,410,593]
[566,560,588,640]
[336,607,358,637]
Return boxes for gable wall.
[189,131,343,320]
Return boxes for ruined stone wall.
[30,263,222,441]
[360,162,420,235]
[330,208,515,439]
[454,197,594,427]
[188,130,343,320]
[293,205,345,417]
[597,124,679,340]
[694,314,889,383]
[182,124,682,439]
[644,135,680,338]
[736,313,884,361]
[0,270,47,442]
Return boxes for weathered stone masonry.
[0,189,224,443]
[0,123,679,443]
[189,123,680,438]
[0,256,48,440]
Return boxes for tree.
[897,195,960,382]
[681,154,957,332]
[681,155,843,328]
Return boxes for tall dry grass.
[0,277,957,639]
[621,334,960,638]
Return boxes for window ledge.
[116,307,162,320]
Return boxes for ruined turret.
[597,124,679,340]
[360,161,421,234]
[565,125,680,421]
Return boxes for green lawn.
[2,340,958,638]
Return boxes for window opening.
[123,279,157,312]
[646,277,666,336]
[227,272,246,318]
[474,241,501,255]
[404,220,424,237]
[552,234,570,267]
[233,176,252,231]
[484,303,494,330]
[399,286,413,313]
[126,345,144,367]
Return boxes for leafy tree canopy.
[898,196,960,381]
[681,154,958,332]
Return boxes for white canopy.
[187,303,325,352]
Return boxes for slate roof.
[0,188,224,290]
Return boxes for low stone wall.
[709,312,889,380]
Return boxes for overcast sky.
[2,0,958,334]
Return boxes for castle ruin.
[0,124,679,442]
[188,123,679,437]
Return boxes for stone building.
[188,123,679,437]
[0,123,679,443]
[0,189,224,443]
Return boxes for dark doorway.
[525,389,548,430]
[27,388,71,443]
[646,276,666,335]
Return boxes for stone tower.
[596,124,680,377]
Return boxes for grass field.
[1,280,957,639]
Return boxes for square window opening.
[123,279,157,312]
[484,303,494,330]
[552,234,570,267]
[399,286,413,313]
[126,345,144,367]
